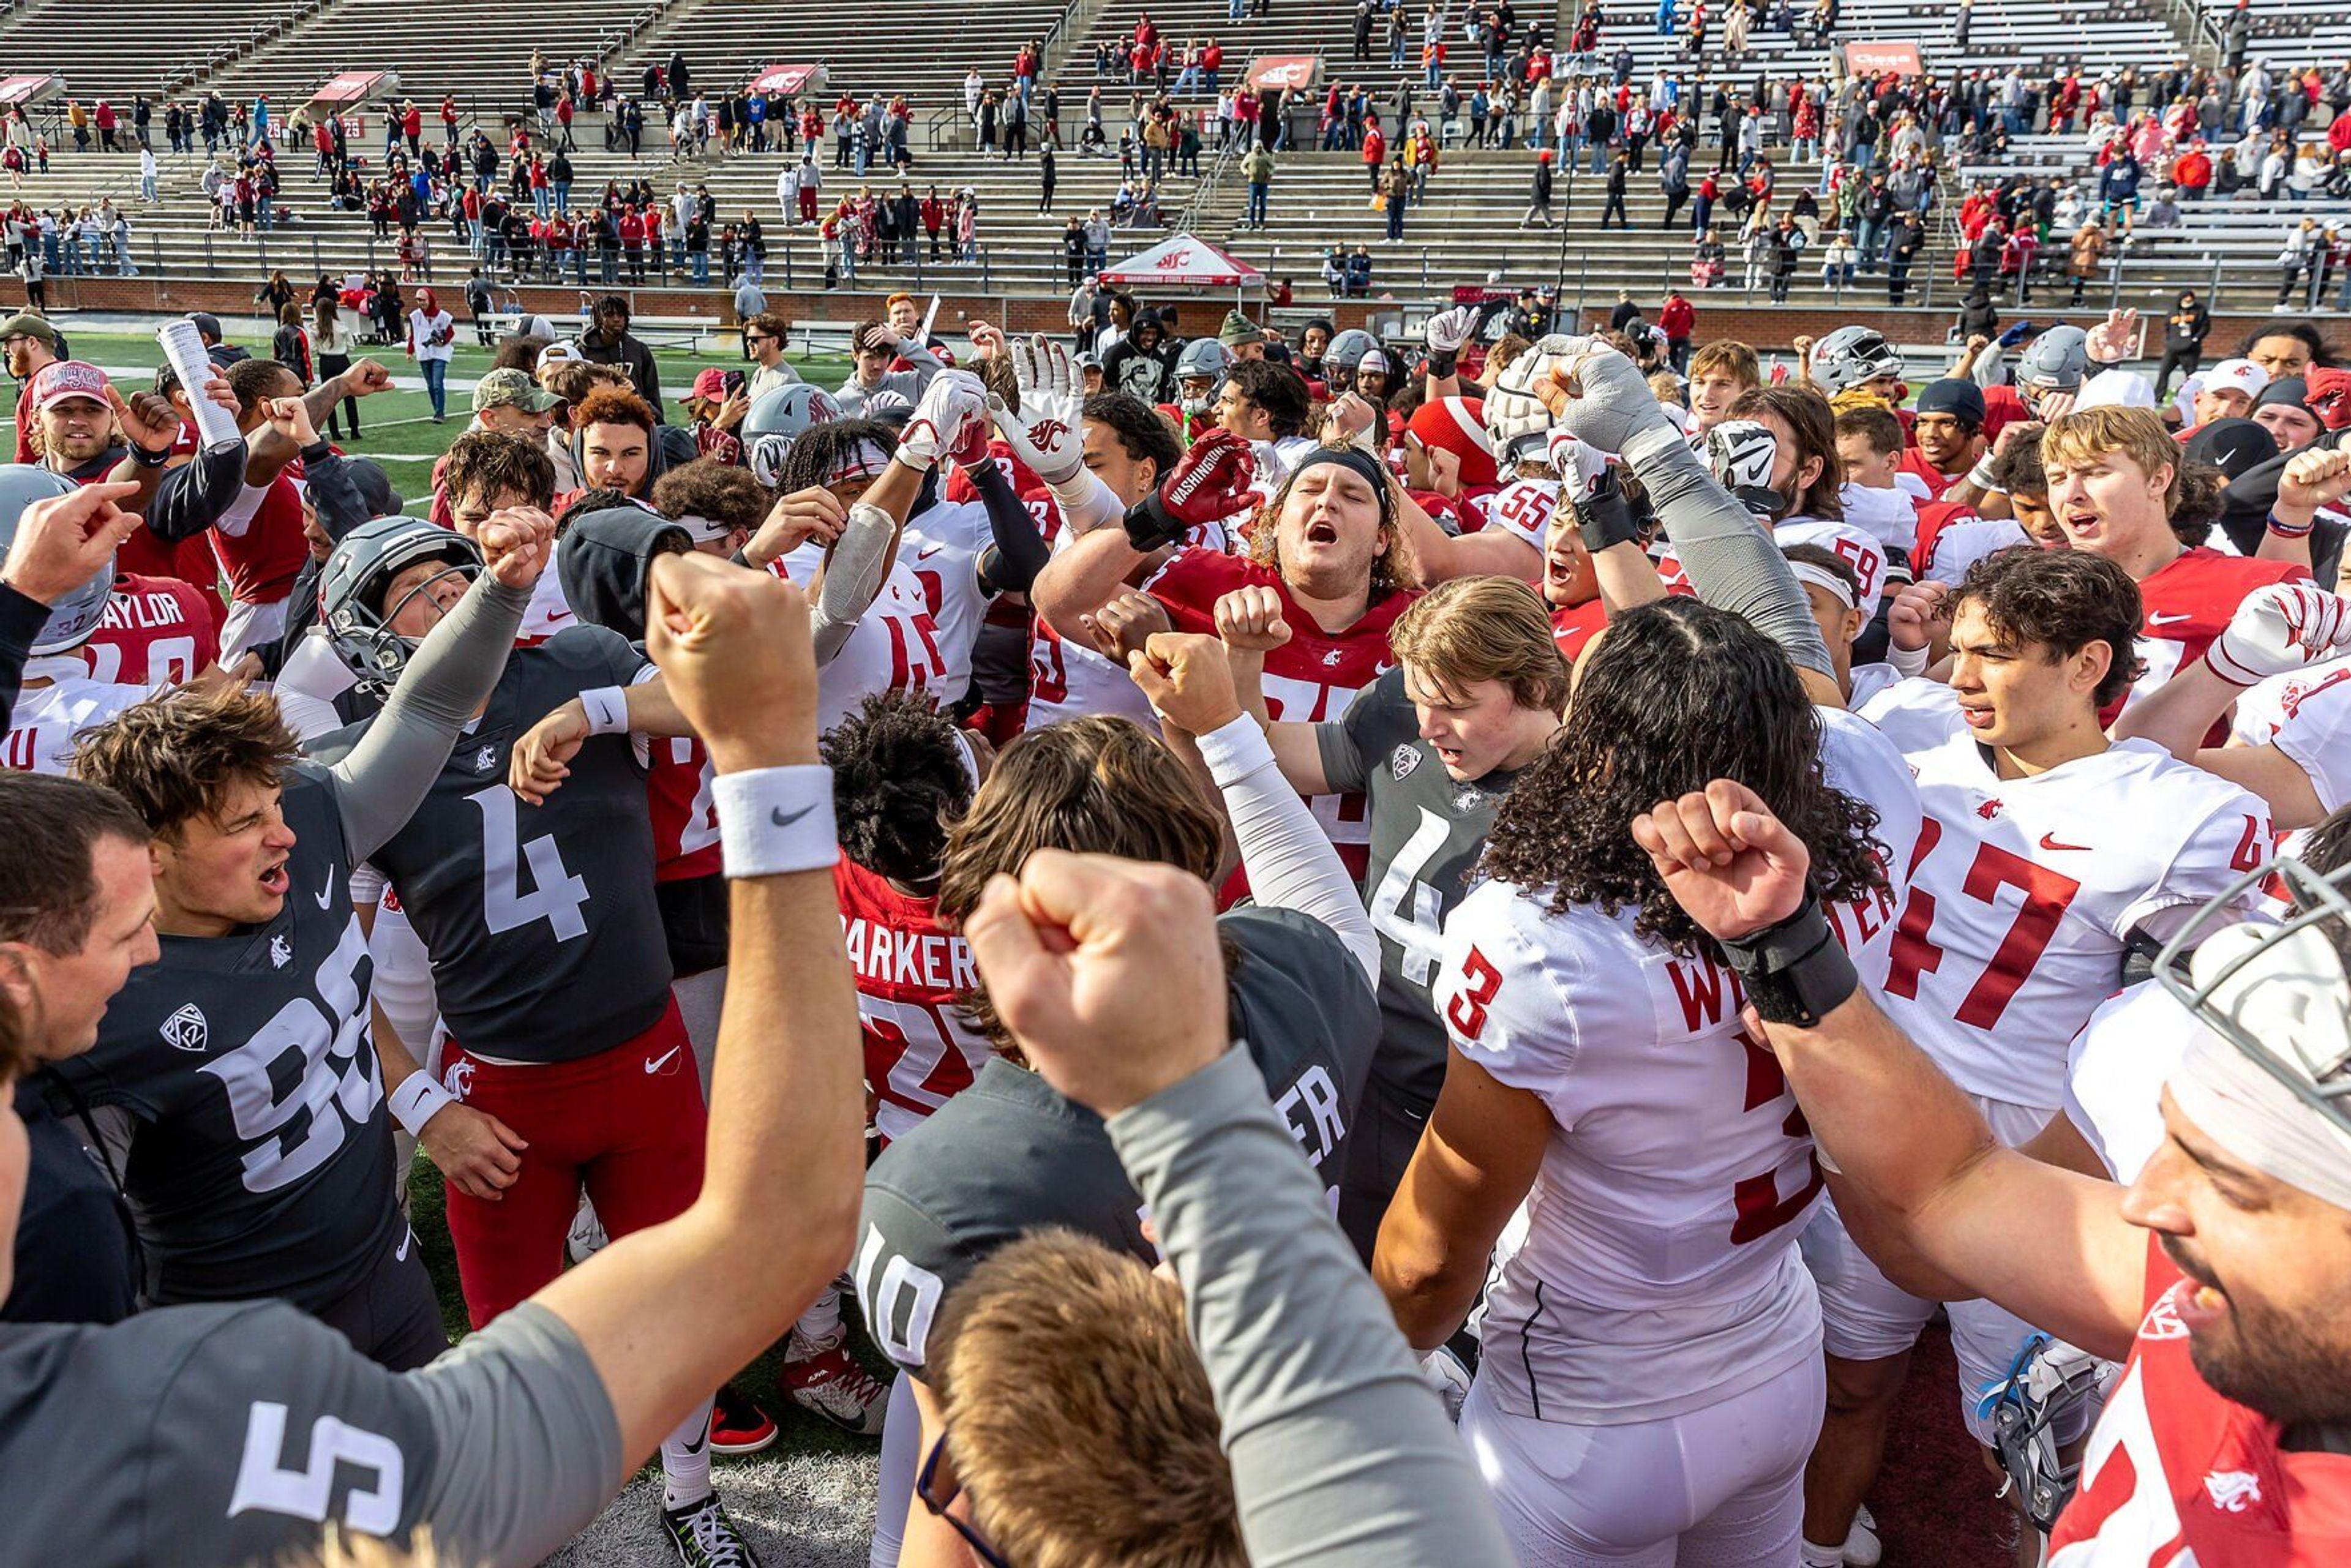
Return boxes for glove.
[2206,583,2351,687]
[988,334,1085,489]
[1547,339,1682,460]
[1551,432,1642,552]
[1422,304,1478,377]
[894,368,989,472]
[1124,428,1255,552]
[1485,333,1579,464]
[1703,418,1785,520]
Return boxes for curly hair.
[1480,598,1887,959]
[820,689,973,888]
[1242,449,1423,603]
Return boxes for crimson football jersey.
[1551,598,1607,661]
[647,735,721,882]
[208,470,311,607]
[2110,548,2309,733]
[1147,548,1418,877]
[2049,1239,2351,1566]
[1897,446,1969,501]
[834,857,991,1146]
[81,573,221,686]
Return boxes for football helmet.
[2018,325,2091,395]
[1323,328,1381,381]
[741,382,843,488]
[1980,1334,2113,1532]
[0,464,105,653]
[1810,326,1904,394]
[1172,337,1231,416]
[321,515,484,696]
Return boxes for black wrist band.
[1427,349,1459,379]
[1716,890,1859,1027]
[1122,489,1187,553]
[1576,470,1643,552]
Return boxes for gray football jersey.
[44,765,402,1311]
[1318,666,1527,1113]
[855,905,1378,1376]
[0,1299,619,1567]
[321,628,673,1062]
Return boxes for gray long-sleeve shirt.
[1107,1049,1513,1567]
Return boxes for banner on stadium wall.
[1843,42,1922,77]
[1247,55,1323,92]
[304,70,401,113]
[1098,232,1265,290]
[0,75,63,107]
[748,64,827,97]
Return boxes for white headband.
[1789,560,1858,612]
[2169,921,2351,1212]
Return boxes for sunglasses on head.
[917,1433,1013,1567]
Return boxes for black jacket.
[576,323,666,417]
[7,1077,140,1326]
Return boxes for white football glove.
[2207,582,2351,687]
[1484,333,1580,463]
[1543,429,1612,508]
[1703,418,1783,518]
[1419,1346,1472,1425]
[988,334,1086,489]
[894,368,990,473]
[1423,304,1479,357]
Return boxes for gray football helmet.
[1173,337,1231,415]
[0,464,106,653]
[1324,328,1381,381]
[2018,325,2091,396]
[742,382,843,488]
[1810,325,1904,393]
[320,515,483,695]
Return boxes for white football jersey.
[2063,980,2202,1184]
[1432,714,1916,1423]
[2235,659,2351,816]
[897,497,996,706]
[1,662,151,775]
[1483,477,1561,555]
[1916,516,2030,585]
[1837,483,1919,557]
[776,546,950,733]
[1777,518,1888,605]
[1861,678,2271,1109]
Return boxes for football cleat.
[781,1327,892,1436]
[661,1494,760,1568]
[1842,1504,1882,1567]
[708,1382,778,1457]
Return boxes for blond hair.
[2039,407,2183,507]
[931,1231,1242,1568]
[1389,576,1570,713]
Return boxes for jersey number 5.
[468,785,591,941]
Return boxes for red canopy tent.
[747,64,827,97]
[1097,233,1266,295]
[301,69,401,119]
[0,75,64,109]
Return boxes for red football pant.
[440,997,705,1328]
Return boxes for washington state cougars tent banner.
[1097,233,1266,291]
[303,70,402,116]
[1246,55,1323,92]
[748,64,827,97]
[1842,42,1922,77]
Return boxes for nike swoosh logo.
[915,544,945,560]
[2039,832,2093,852]
[645,1045,683,1074]
[543,607,573,624]
[2148,611,2193,628]
[771,804,813,828]
[315,880,334,910]
[396,1226,414,1263]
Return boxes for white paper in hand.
[157,319,241,449]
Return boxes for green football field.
[63,330,858,511]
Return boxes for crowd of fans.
[2,251,2351,1568]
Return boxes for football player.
[1808,548,2276,1567]
[1635,778,2351,1566]
[0,470,155,775]
[857,697,1380,1568]
[50,504,544,1371]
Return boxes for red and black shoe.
[708,1381,778,1457]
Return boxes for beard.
[2167,1237,2351,1427]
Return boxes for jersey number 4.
[468,786,590,941]
[1884,819,2082,1029]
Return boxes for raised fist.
[894,368,989,473]
[1124,427,1254,553]
[1127,630,1245,737]
[1535,340,1680,459]
[1423,305,1478,369]
[2207,582,2351,688]
[2279,446,2351,515]
[1213,583,1292,653]
[1080,588,1171,666]
[1888,579,1952,655]
[476,505,557,589]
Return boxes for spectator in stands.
[576,294,664,416]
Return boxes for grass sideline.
[56,330,858,512]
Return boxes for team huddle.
[1,292,2350,1568]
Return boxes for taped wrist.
[1575,468,1645,552]
[1716,890,1859,1027]
[1123,487,1190,553]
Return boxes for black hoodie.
[1101,307,1182,402]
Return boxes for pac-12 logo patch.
[269,934,292,969]
[1390,743,1420,780]
[162,1002,209,1052]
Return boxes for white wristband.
[1888,637,1932,677]
[388,1071,456,1138]
[579,686,630,735]
[1965,458,2004,495]
[714,764,839,878]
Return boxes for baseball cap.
[1075,351,1102,370]
[689,367,734,402]
[2076,370,2158,410]
[2183,418,2279,484]
[1912,379,1987,427]
[2202,358,2270,403]
[473,367,563,415]
[30,359,110,414]
[186,311,223,342]
[0,311,57,348]
[535,341,583,372]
